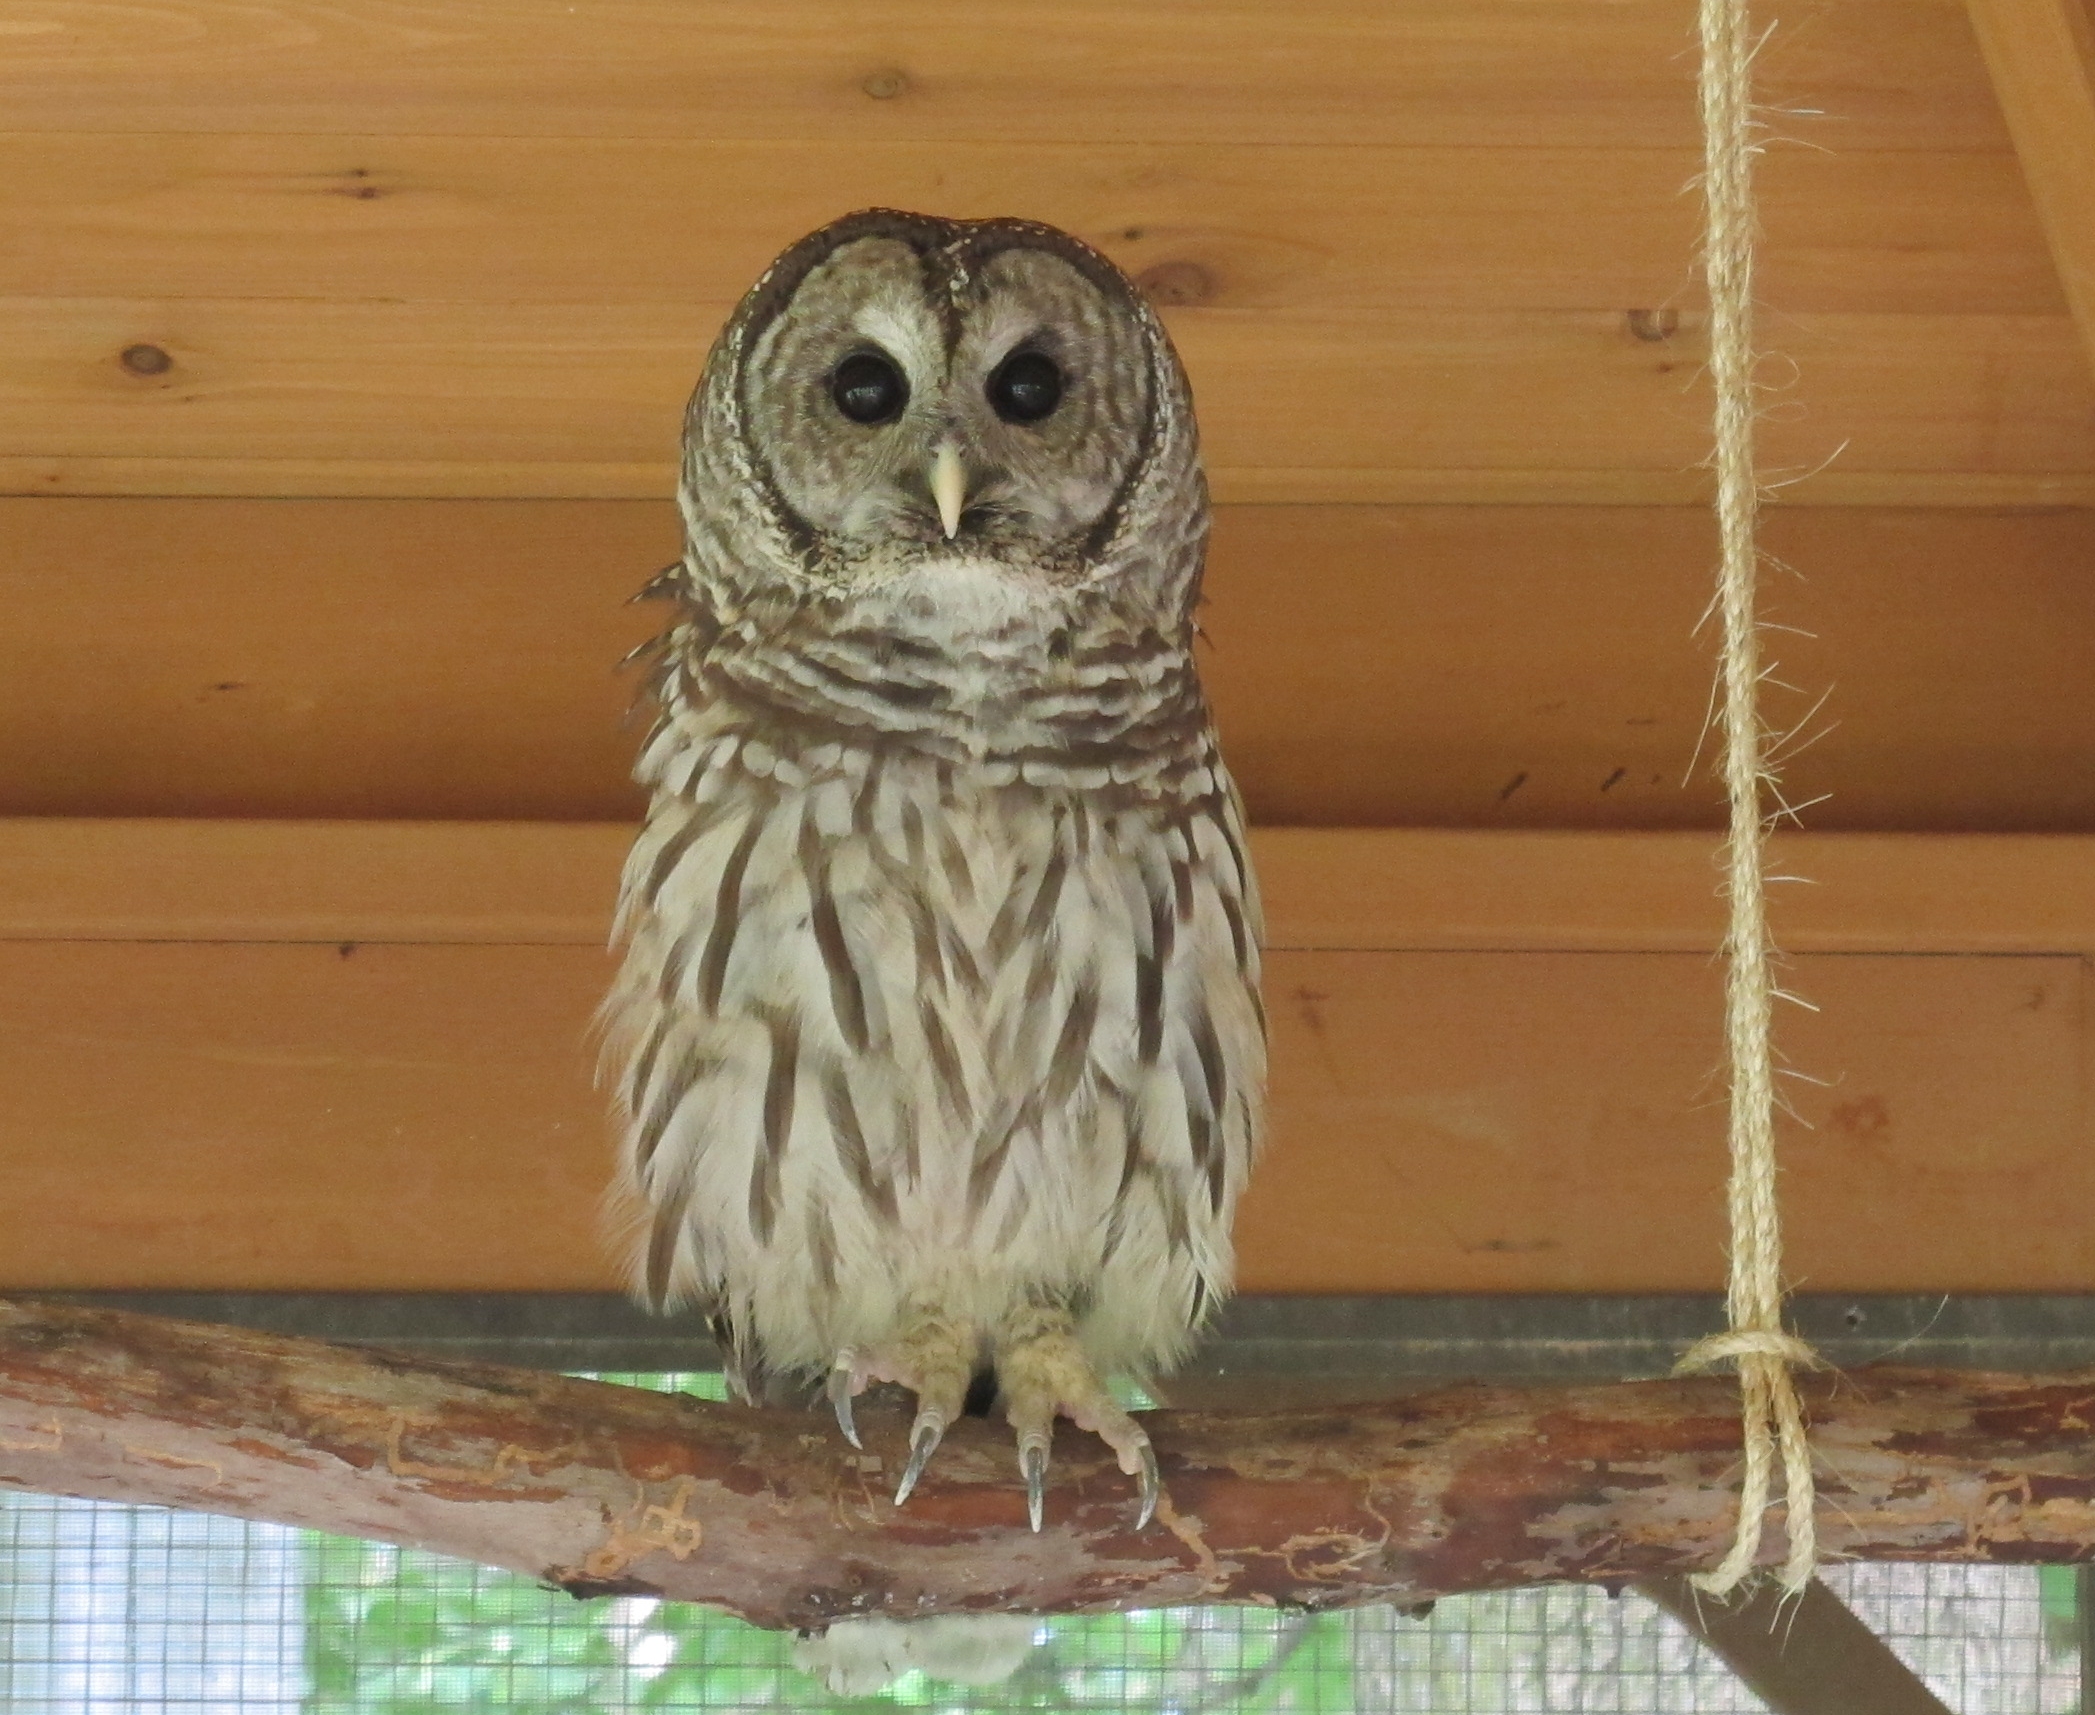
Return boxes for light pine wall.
[3,1,2091,1292]
[0,0,2087,503]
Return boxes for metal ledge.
[24,1293,2095,1402]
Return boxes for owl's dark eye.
[830,352,908,425]
[988,350,1064,424]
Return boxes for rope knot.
[1674,1329,1823,1375]
[1674,1318,1824,1595]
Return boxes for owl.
[603,209,1265,1540]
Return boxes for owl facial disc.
[698,209,1196,589]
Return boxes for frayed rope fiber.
[1670,0,1823,1596]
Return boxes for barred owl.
[604,210,1264,1554]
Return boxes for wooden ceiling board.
[4,301,2087,499]
[1,2,2081,500]
[0,3,2088,1306]
[4,499,2093,832]
[0,137,2054,319]
[1206,504,2095,833]
[13,818,2095,956]
[1,823,2088,1294]
[1967,0,2095,368]
[0,0,2008,151]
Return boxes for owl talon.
[1122,1440,1156,1532]
[1133,1438,1160,1530]
[826,1355,861,1450]
[893,1413,944,1508]
[1020,1435,1050,1532]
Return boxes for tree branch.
[1,1297,2091,1631]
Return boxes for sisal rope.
[1670,0,1823,1596]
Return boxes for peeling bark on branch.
[2,1298,2093,1631]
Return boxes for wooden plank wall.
[6,499,2093,832]
[1966,0,2095,368]
[2,821,2090,1295]
[1,0,2090,503]
[3,2,2093,1296]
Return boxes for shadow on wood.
[1,1298,2092,1631]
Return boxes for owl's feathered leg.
[827,1303,980,1508]
[996,1301,1160,1532]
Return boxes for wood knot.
[1137,261,1215,307]
[1832,1094,1890,1137]
[860,68,910,100]
[119,343,173,377]
[1624,309,1680,343]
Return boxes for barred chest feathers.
[606,562,1265,1389]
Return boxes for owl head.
[679,210,1205,615]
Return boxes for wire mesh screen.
[0,1371,2081,1713]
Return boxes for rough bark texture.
[2,1297,2093,1631]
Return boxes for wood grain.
[12,819,2095,957]
[2,302,2088,497]
[6,500,2093,832]
[0,933,2081,1293]
[0,0,2008,151]
[1967,0,2095,371]
[1245,947,2088,1293]
[1205,504,2095,832]
[0,136,2054,318]
[8,1300,2095,1619]
[1243,828,2095,956]
[0,498,669,822]
[0,1,2061,507]
[15,460,2094,507]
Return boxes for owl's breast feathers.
[604,587,1264,1386]
[663,549,1212,781]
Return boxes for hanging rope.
[1670,0,1822,1596]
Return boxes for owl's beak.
[929,441,967,539]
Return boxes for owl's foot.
[825,1308,979,1510]
[996,1304,1159,1533]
